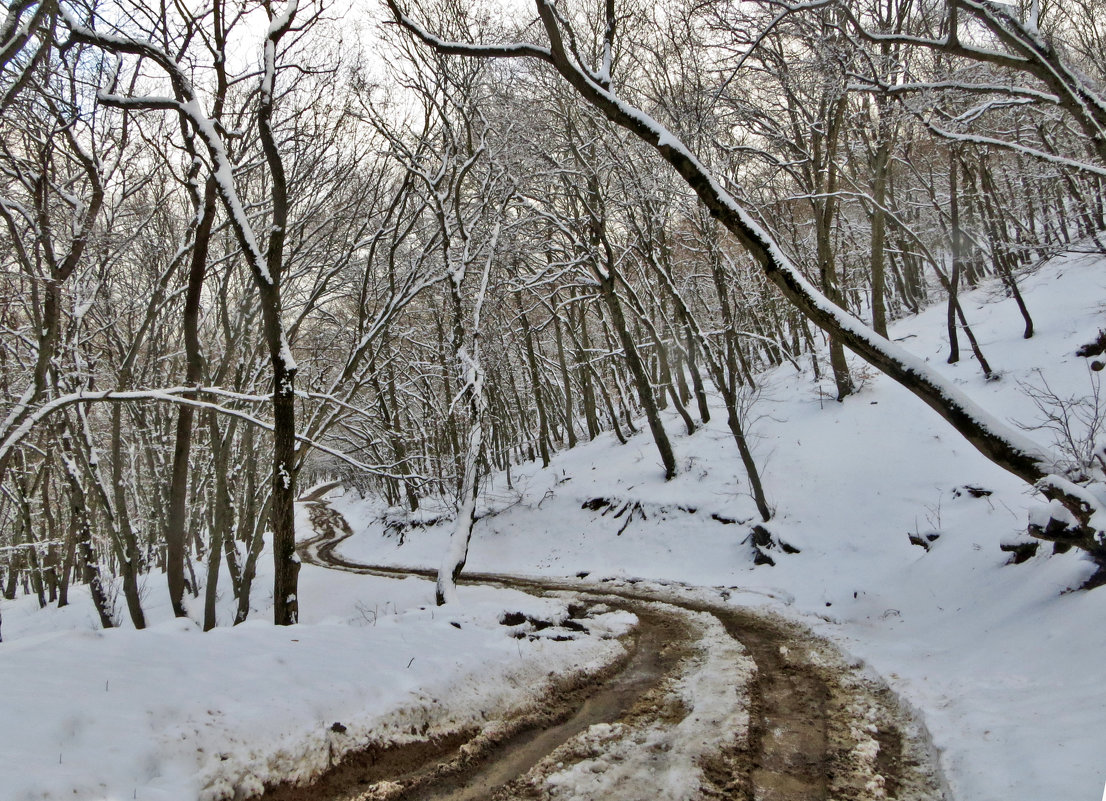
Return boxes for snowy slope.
[334,248,1106,801]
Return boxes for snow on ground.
[3,246,1105,801]
[333,247,1106,801]
[0,540,635,800]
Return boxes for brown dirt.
[261,604,693,801]
[267,497,950,801]
[397,607,693,801]
[719,614,829,801]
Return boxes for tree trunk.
[269,353,300,626]
[948,154,963,364]
[166,177,216,618]
[573,298,600,439]
[517,296,551,468]
[110,406,146,629]
[723,390,771,523]
[552,305,578,448]
[600,278,677,479]
[685,319,711,423]
[870,135,891,338]
[203,414,235,630]
[59,428,114,630]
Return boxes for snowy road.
[274,497,950,801]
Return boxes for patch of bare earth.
[260,606,692,801]
[694,605,950,801]
[477,598,948,801]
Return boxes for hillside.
[1,248,1103,800]
[335,246,1106,801]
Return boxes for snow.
[5,246,1106,800]
[262,1,299,101]
[277,333,297,373]
[0,533,633,800]
[332,247,1106,801]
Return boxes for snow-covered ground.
[0,543,635,800]
[334,249,1106,801]
[2,247,1105,800]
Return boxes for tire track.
[273,497,950,801]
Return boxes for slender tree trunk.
[58,514,75,608]
[685,320,711,423]
[723,388,771,522]
[948,154,963,364]
[3,553,18,600]
[203,414,235,630]
[58,426,114,629]
[816,96,854,401]
[110,406,146,629]
[41,475,60,603]
[269,352,299,625]
[870,136,891,337]
[436,229,496,604]
[600,278,677,479]
[517,295,551,468]
[234,425,262,625]
[390,370,420,511]
[436,391,484,605]
[552,305,578,448]
[573,298,600,439]
[166,178,216,618]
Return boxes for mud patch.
[258,607,691,801]
[261,731,476,801]
[397,606,694,801]
[705,608,950,801]
[495,606,755,801]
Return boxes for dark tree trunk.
[518,296,551,467]
[600,279,677,479]
[552,305,578,448]
[166,178,216,618]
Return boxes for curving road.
[263,496,950,801]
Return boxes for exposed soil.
[271,498,950,801]
[729,619,829,800]
[399,607,693,801]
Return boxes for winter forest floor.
[3,247,1106,800]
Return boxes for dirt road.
[263,498,950,801]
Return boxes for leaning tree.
[385,0,1106,573]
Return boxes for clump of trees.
[2,0,1105,635]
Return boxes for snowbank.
[0,555,633,800]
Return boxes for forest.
[1,0,1105,639]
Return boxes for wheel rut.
[270,497,950,801]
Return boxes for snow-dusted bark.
[436,221,500,605]
[436,372,485,605]
[57,427,115,630]
[257,0,301,627]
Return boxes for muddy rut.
[264,499,950,801]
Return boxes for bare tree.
[386,0,1106,567]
